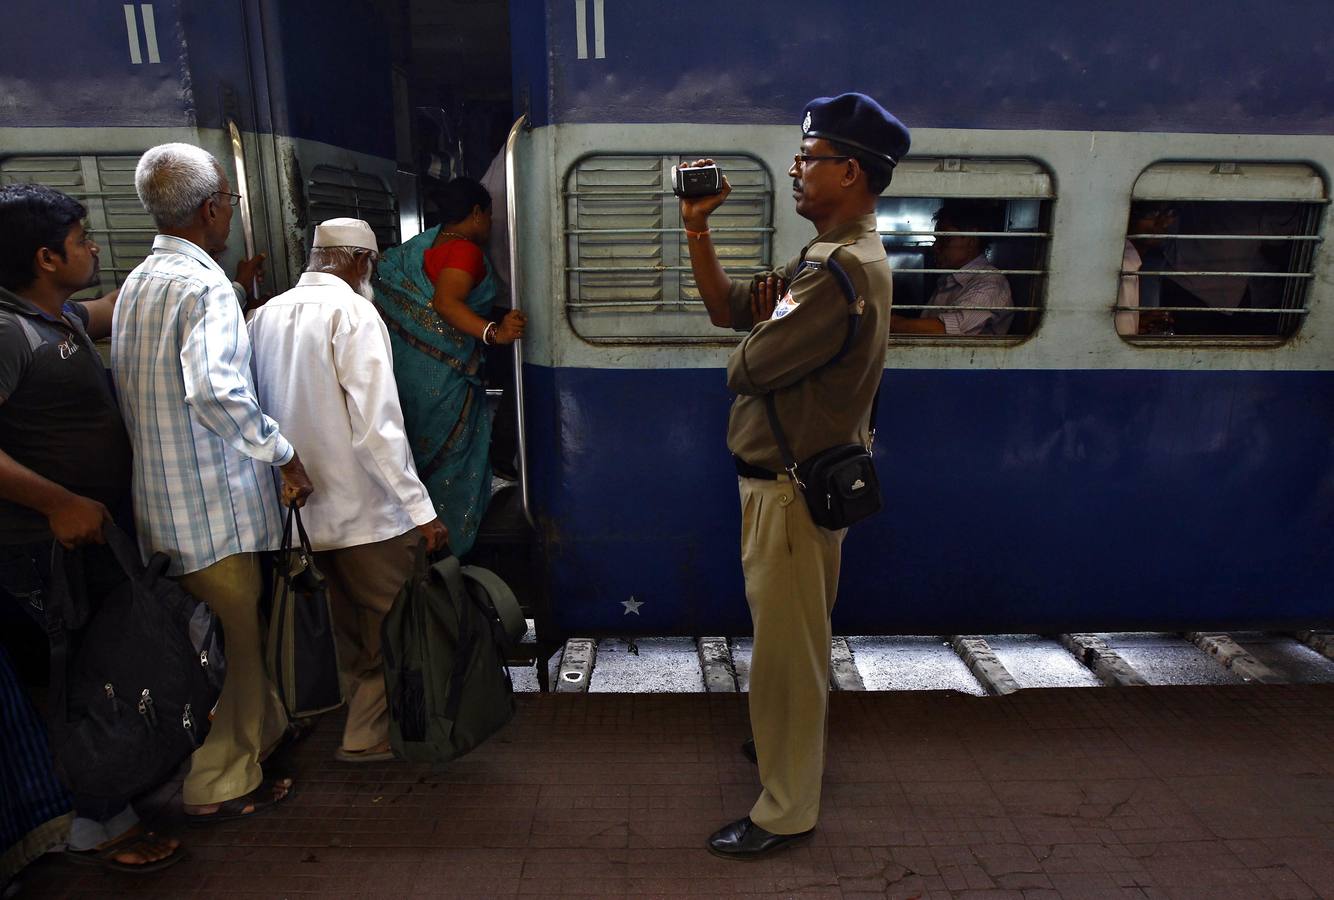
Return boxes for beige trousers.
[739,475,845,835]
[177,552,288,806]
[315,530,421,752]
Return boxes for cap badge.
[802,111,813,134]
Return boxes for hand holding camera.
[676,158,731,230]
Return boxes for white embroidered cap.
[312,217,378,253]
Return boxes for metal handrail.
[505,115,535,528]
[227,119,257,263]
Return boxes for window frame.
[1115,159,1329,348]
[879,156,1056,347]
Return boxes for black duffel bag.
[44,524,226,806]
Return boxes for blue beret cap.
[801,93,910,167]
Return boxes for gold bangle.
[482,322,497,345]
[684,227,711,240]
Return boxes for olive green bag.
[380,550,525,763]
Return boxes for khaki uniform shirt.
[725,214,891,472]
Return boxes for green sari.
[374,227,496,556]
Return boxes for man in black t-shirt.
[0,184,184,875]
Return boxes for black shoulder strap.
[763,245,883,479]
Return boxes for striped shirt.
[111,235,293,576]
[926,254,1014,336]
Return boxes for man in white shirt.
[890,200,1013,336]
[249,219,448,763]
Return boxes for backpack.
[45,524,226,806]
[381,551,525,763]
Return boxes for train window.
[564,154,773,342]
[1117,162,1326,342]
[879,157,1053,342]
[0,155,155,300]
[304,164,399,254]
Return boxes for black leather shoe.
[741,738,757,764]
[707,817,813,860]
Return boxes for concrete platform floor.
[16,685,1334,899]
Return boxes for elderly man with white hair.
[249,218,447,762]
[111,142,313,822]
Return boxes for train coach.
[4,1,1333,646]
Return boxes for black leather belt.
[733,455,778,480]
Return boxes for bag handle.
[460,565,527,646]
[762,248,883,483]
[281,503,315,555]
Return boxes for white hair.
[307,246,376,301]
[135,143,223,230]
[306,246,364,274]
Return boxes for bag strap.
[43,542,74,744]
[762,246,883,482]
[430,555,470,608]
[460,565,527,646]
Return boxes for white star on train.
[621,595,643,615]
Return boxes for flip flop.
[185,778,294,826]
[63,829,186,874]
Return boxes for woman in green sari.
[373,178,526,556]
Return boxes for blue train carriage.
[506,0,1334,638]
[0,0,403,302]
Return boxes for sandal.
[185,777,294,826]
[63,828,185,874]
[334,744,395,764]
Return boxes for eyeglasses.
[212,191,243,206]
[793,154,851,167]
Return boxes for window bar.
[1110,306,1309,315]
[1126,270,1314,279]
[1125,233,1324,242]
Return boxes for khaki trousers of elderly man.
[739,474,846,836]
[177,552,289,806]
[315,530,421,752]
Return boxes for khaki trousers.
[739,475,845,835]
[315,531,421,752]
[177,553,288,806]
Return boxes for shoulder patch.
[770,290,799,320]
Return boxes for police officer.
[680,93,909,860]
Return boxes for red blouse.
[423,238,485,284]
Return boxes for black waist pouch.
[796,443,883,530]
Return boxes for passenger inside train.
[889,199,1014,336]
[1123,198,1315,339]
